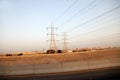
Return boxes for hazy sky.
[0,0,120,53]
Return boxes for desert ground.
[0,48,120,66]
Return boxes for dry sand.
[0,48,120,66]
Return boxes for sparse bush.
[47,50,55,54]
[17,53,23,56]
[81,49,87,52]
[72,50,76,52]
[6,54,12,56]
[57,50,62,53]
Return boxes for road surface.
[1,67,120,80]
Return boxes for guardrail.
[0,57,120,75]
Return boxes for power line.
[70,31,120,44]
[70,4,120,32]
[73,9,120,33]
[68,23,120,43]
[70,32,120,45]
[67,10,120,39]
[68,23,120,40]
[55,0,78,21]
[45,0,78,34]
[77,16,120,34]
[57,0,96,28]
[68,23,119,46]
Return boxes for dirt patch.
[0,48,120,66]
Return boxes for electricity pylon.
[62,32,68,52]
[47,22,57,53]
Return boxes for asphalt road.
[1,67,120,80]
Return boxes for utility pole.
[62,32,68,52]
[47,22,57,53]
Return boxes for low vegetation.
[0,48,119,65]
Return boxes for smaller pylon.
[62,32,68,53]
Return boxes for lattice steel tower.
[62,32,68,51]
[47,22,57,51]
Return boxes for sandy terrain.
[0,48,120,66]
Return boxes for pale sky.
[0,0,120,53]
